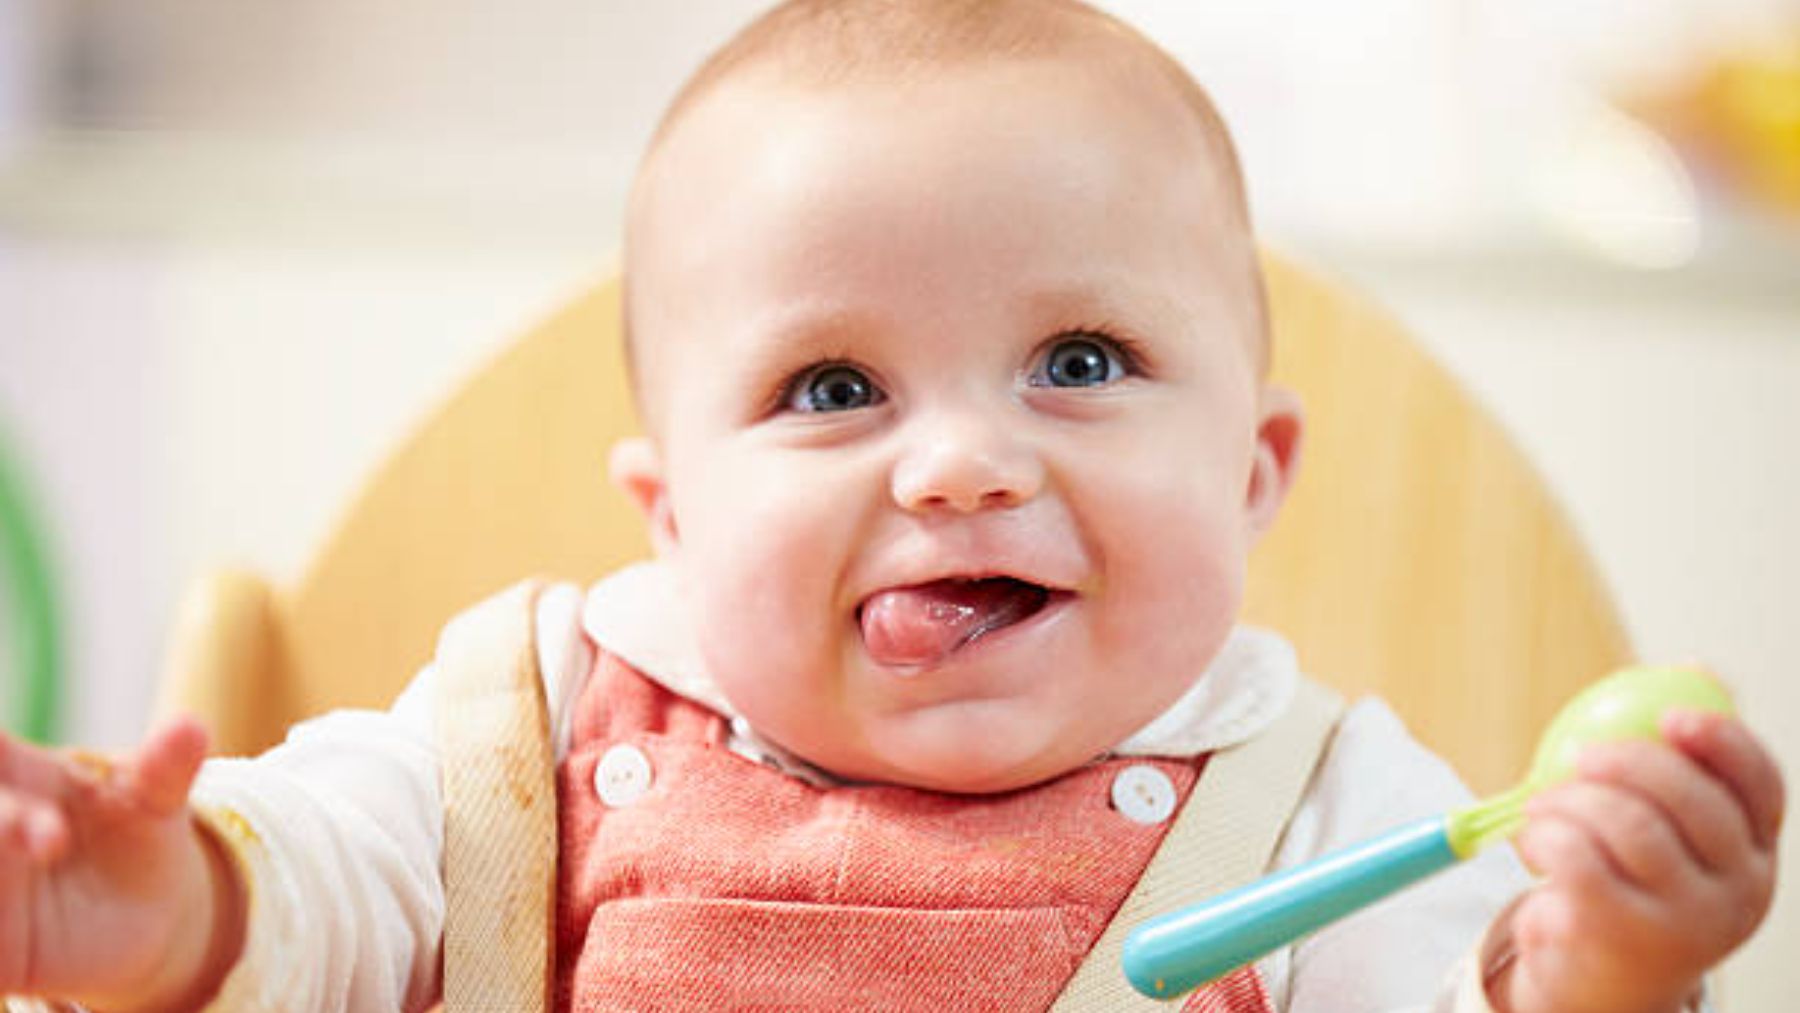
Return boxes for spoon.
[1120,664,1736,1000]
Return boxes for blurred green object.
[0,421,62,744]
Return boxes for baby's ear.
[1245,384,1304,538]
[609,437,680,556]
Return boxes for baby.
[0,1,1784,1011]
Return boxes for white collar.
[580,561,1299,766]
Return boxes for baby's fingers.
[1527,780,1694,892]
[0,729,85,799]
[1663,711,1785,851]
[1576,738,1753,874]
[122,717,210,819]
[1514,810,1643,911]
[0,786,69,863]
[1,717,208,829]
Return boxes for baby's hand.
[0,718,243,1012]
[1488,711,1785,1013]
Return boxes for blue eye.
[788,364,883,413]
[1033,336,1126,388]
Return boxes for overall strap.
[434,579,558,1013]
[1051,678,1346,1011]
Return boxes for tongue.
[860,578,1046,671]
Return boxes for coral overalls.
[554,650,1275,1012]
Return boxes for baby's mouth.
[857,576,1054,672]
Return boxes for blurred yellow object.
[1633,29,1800,218]
[156,255,1632,797]
[1710,43,1800,214]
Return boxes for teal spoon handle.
[1121,816,1460,999]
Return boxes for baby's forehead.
[642,3,1244,204]
[622,1,1266,421]
[647,58,1236,232]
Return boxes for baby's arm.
[1,667,448,1012]
[5,583,586,1013]
[0,719,244,1011]
[1484,711,1784,1013]
[182,674,450,1012]
[172,581,589,1012]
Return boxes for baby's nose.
[890,416,1045,514]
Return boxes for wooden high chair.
[157,253,1631,797]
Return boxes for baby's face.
[618,58,1298,792]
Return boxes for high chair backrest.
[159,253,1631,795]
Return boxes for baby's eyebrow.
[1020,271,1190,330]
[731,279,1192,369]
[731,302,884,374]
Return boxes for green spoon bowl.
[1447,665,1737,856]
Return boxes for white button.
[1110,764,1177,825]
[594,744,654,808]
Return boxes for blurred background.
[1,0,1796,1005]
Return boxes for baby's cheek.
[694,550,814,664]
[1117,467,1243,583]
[1097,484,1243,652]
[685,489,845,669]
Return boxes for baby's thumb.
[125,716,211,818]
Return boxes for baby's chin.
[782,703,1120,796]
[833,753,1083,796]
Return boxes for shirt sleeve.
[181,582,590,1013]
[186,678,445,1012]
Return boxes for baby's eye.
[786,363,884,413]
[1030,334,1129,389]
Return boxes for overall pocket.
[565,896,1082,1012]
